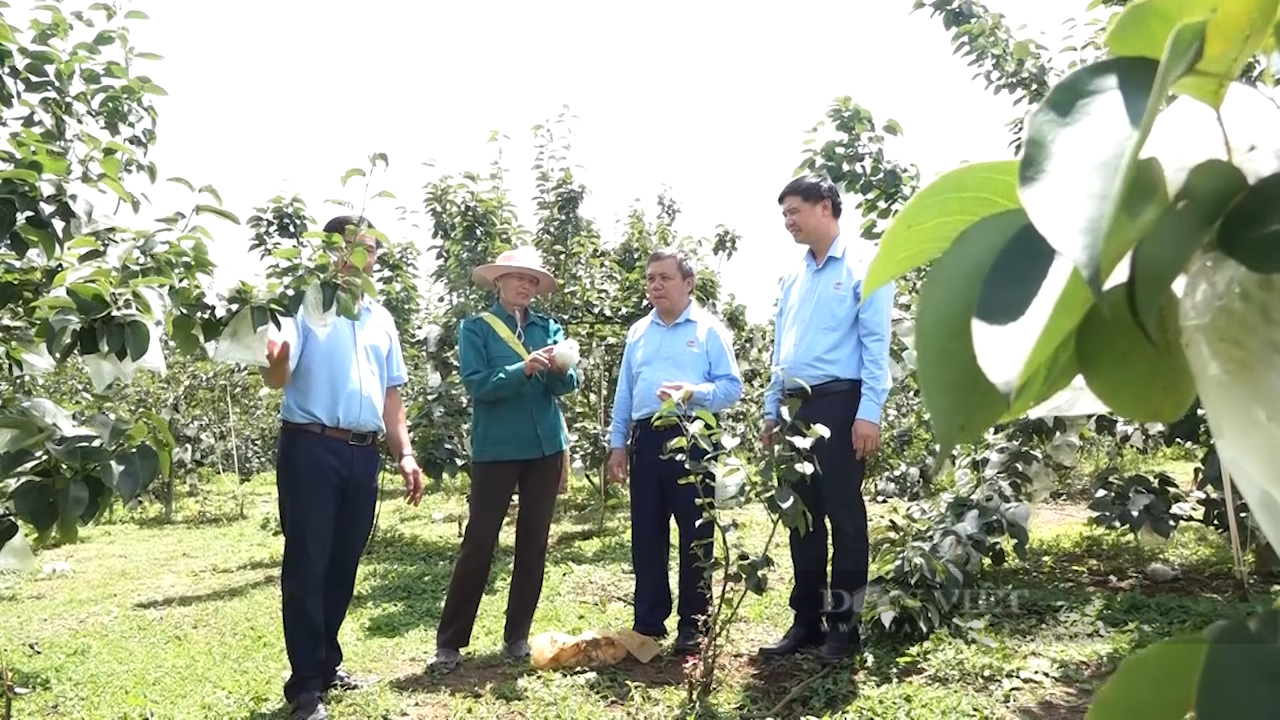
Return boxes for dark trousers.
[784,382,869,633]
[436,451,564,650]
[276,427,380,703]
[629,420,715,638]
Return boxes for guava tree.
[415,116,768,497]
[869,0,1280,714]
[0,3,374,559]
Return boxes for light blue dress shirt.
[279,297,408,434]
[763,233,894,425]
[609,301,743,449]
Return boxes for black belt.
[783,379,860,401]
[282,421,379,447]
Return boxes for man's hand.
[399,455,423,506]
[760,419,778,448]
[262,338,291,389]
[523,348,551,376]
[606,448,628,486]
[853,419,880,460]
[657,382,694,404]
[266,338,290,366]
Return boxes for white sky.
[106,0,1102,323]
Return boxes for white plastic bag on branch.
[83,319,168,393]
[14,344,55,376]
[713,458,747,508]
[1179,251,1280,555]
[301,281,337,340]
[210,308,270,368]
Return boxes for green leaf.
[56,478,91,523]
[250,305,270,333]
[1195,609,1280,718]
[198,184,223,206]
[166,176,195,192]
[1004,326,1080,420]
[0,168,41,183]
[984,157,1171,397]
[341,168,366,187]
[124,9,149,19]
[0,18,14,43]
[99,175,131,202]
[1076,283,1195,422]
[1110,0,1279,108]
[915,210,1027,453]
[100,154,122,178]
[865,160,1020,295]
[195,204,241,225]
[1129,159,1248,339]
[1216,172,1280,273]
[68,283,112,317]
[1085,633,1205,719]
[125,320,150,362]
[101,444,161,503]
[11,479,57,534]
[1018,24,1203,294]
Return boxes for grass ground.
[1,462,1274,720]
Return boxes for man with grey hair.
[607,248,743,654]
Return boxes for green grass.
[1,470,1273,719]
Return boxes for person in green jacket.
[430,245,580,672]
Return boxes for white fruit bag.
[84,319,168,393]
[210,307,270,368]
[300,281,337,340]
[1141,82,1280,551]
[552,338,581,369]
[1179,251,1280,553]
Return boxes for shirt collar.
[650,299,699,327]
[805,233,846,269]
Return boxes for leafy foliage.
[879,0,1280,714]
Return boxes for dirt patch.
[1033,502,1091,530]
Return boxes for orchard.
[2,1,1278,718]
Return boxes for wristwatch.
[398,449,416,460]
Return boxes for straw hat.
[471,246,558,295]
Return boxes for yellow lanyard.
[479,312,531,359]
[476,312,571,438]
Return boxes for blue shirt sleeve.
[385,317,408,389]
[609,331,637,450]
[459,317,528,401]
[855,278,895,425]
[693,322,743,414]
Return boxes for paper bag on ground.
[530,628,661,670]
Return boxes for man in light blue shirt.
[758,175,893,664]
[607,248,743,654]
[261,215,424,720]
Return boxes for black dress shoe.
[818,627,861,663]
[673,627,702,655]
[759,625,824,657]
[288,694,329,720]
[326,668,371,692]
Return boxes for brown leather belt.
[282,421,379,447]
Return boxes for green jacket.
[458,302,580,462]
